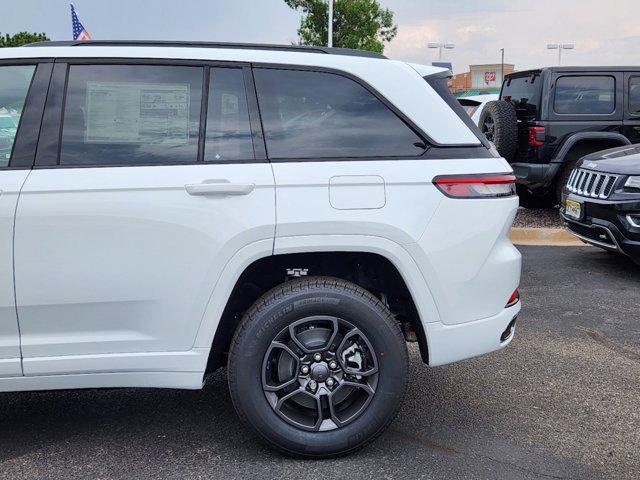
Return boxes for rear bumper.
[426,303,521,366]
[512,162,561,188]
[560,192,640,261]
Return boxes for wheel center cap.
[310,363,329,382]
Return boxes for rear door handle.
[184,182,255,196]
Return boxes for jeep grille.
[566,169,618,199]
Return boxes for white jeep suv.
[0,41,521,457]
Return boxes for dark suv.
[561,144,640,264]
[479,67,640,208]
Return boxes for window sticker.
[85,82,191,144]
[221,93,239,115]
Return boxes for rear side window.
[554,76,615,115]
[205,68,254,162]
[629,77,640,114]
[0,65,36,167]
[60,64,203,166]
[253,68,424,159]
[458,99,481,117]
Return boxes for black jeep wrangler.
[479,67,640,208]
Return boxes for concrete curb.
[509,227,586,246]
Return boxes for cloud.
[382,0,640,72]
[456,25,497,36]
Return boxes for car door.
[548,72,624,138]
[0,61,51,377]
[14,60,275,376]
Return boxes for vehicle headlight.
[625,176,640,189]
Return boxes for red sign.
[484,71,497,84]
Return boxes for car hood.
[579,145,640,175]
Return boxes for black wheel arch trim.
[552,132,632,164]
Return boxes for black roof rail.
[24,40,387,59]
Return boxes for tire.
[478,100,518,161]
[517,185,558,209]
[554,159,578,205]
[227,276,409,458]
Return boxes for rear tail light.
[528,126,545,146]
[506,289,520,307]
[433,174,516,198]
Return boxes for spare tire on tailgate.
[478,100,518,161]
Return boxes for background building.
[450,63,515,97]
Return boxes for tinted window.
[554,76,615,115]
[502,74,541,106]
[629,77,640,113]
[253,69,424,159]
[501,74,541,118]
[458,99,480,117]
[205,68,253,162]
[61,65,203,166]
[0,65,35,167]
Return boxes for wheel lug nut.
[300,365,310,374]
[308,380,317,392]
[329,360,338,370]
[313,353,322,362]
[326,378,335,387]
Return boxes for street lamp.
[547,43,574,65]
[428,42,455,61]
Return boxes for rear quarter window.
[253,68,426,159]
[553,75,615,115]
[629,77,640,114]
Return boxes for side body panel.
[14,164,275,376]
[271,157,521,329]
[0,171,29,376]
[539,71,626,165]
[0,61,52,377]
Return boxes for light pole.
[500,48,505,83]
[547,43,574,65]
[428,42,455,61]
[328,0,333,48]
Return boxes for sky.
[2,0,640,73]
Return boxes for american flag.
[71,3,91,41]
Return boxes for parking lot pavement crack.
[576,326,640,363]
[388,428,457,455]
[389,428,582,480]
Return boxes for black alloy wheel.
[227,277,408,458]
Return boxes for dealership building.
[450,63,515,97]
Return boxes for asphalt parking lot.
[0,245,638,480]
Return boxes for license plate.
[565,199,582,220]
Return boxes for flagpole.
[328,0,333,48]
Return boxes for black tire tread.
[480,100,518,161]
[227,276,409,458]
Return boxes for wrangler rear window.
[501,74,541,112]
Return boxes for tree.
[0,32,50,48]
[284,0,397,53]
